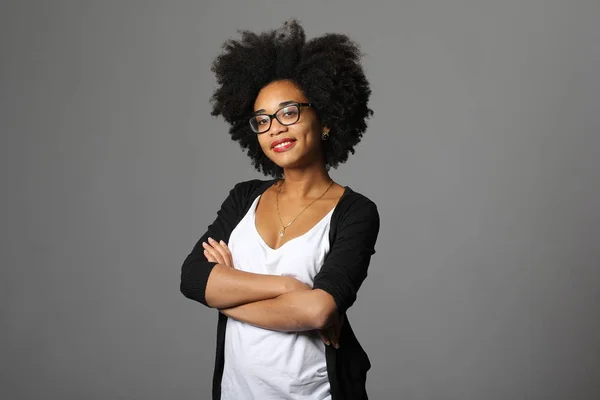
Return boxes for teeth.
[275,141,293,149]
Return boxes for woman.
[180,20,380,400]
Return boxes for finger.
[213,240,233,267]
[324,326,335,346]
[204,246,223,264]
[331,325,341,349]
[202,242,225,265]
[332,315,343,349]
[218,240,234,267]
[330,324,339,349]
[208,239,233,268]
[318,329,331,346]
[208,238,233,267]
[203,249,218,263]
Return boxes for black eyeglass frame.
[249,102,313,134]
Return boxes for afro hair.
[210,19,373,177]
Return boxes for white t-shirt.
[221,195,335,400]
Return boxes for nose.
[269,117,287,136]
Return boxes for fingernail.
[208,237,214,242]
[220,240,226,246]
[202,242,207,246]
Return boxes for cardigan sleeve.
[312,196,380,315]
[180,181,250,307]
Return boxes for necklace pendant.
[279,229,285,238]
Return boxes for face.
[253,80,325,170]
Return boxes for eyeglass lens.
[250,105,300,133]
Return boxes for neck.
[280,165,331,199]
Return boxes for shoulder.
[215,179,277,221]
[229,178,277,199]
[330,186,380,240]
[335,187,379,221]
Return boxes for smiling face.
[253,80,325,171]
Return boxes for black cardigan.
[180,179,380,399]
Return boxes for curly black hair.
[210,19,373,177]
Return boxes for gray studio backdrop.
[2,1,599,399]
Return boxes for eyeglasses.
[249,102,312,134]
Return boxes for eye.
[282,108,298,117]
[256,116,270,125]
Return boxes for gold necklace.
[276,179,334,238]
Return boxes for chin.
[276,158,318,171]
[265,147,322,170]
[272,160,299,170]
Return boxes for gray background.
[2,0,599,399]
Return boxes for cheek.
[308,121,323,142]
[256,136,270,153]
[307,128,323,146]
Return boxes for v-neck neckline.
[251,193,339,252]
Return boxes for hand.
[202,237,234,268]
[282,275,312,293]
[318,313,344,349]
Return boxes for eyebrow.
[254,100,297,114]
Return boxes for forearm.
[220,289,336,332]
[204,264,302,309]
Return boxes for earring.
[321,130,330,140]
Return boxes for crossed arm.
[180,185,378,347]
[201,237,343,345]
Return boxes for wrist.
[280,276,310,294]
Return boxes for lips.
[270,138,297,152]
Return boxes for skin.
[203,79,346,347]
